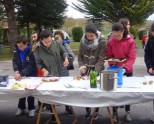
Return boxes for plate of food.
[73,76,89,81]
[105,58,126,62]
[42,77,60,82]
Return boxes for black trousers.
[38,100,51,109]
[113,105,130,112]
[18,96,35,110]
[86,107,99,112]
[38,101,71,111]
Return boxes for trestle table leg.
[51,104,61,124]
[36,102,43,124]
[90,108,97,124]
[114,107,121,124]
[70,106,79,124]
[107,107,115,124]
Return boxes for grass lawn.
[0,42,80,61]
[0,47,13,61]
[70,41,80,55]
[0,38,142,61]
[135,38,142,48]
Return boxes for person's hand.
[42,68,49,77]
[148,68,154,75]
[14,71,21,80]
[80,68,86,75]
[63,57,69,67]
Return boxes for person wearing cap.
[78,23,106,120]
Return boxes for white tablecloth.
[0,76,154,107]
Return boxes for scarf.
[18,45,30,64]
[81,34,100,50]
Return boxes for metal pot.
[100,70,117,91]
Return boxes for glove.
[68,54,74,62]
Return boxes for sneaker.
[45,104,51,110]
[93,112,99,120]
[151,119,154,123]
[125,112,132,122]
[35,105,40,113]
[29,109,36,117]
[112,112,117,123]
[84,109,91,119]
[66,108,74,117]
[15,109,25,116]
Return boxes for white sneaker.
[29,109,36,117]
[125,112,132,122]
[112,112,117,123]
[15,109,25,116]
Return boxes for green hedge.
[138,30,146,40]
[130,26,137,38]
[72,26,83,42]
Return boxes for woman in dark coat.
[144,23,154,75]
[144,23,154,123]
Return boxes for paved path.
[0,48,154,124]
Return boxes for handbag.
[67,54,74,70]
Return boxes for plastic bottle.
[107,66,123,87]
[90,67,97,88]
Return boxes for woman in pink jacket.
[106,22,136,122]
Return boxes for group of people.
[13,29,75,120]
[11,17,154,123]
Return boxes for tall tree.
[73,0,154,26]
[86,17,104,32]
[1,0,18,52]
[16,0,67,29]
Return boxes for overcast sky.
[65,0,154,20]
[65,0,85,18]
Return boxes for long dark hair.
[31,31,39,42]
[148,22,154,40]
[119,18,129,38]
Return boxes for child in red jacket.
[106,22,136,122]
[142,34,147,49]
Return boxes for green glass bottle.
[90,67,97,88]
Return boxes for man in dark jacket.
[12,35,37,117]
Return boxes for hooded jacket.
[144,37,154,70]
[34,40,68,77]
[12,45,37,77]
[78,34,106,73]
[106,36,136,73]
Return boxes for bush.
[130,26,137,38]
[72,26,83,42]
[138,30,146,40]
